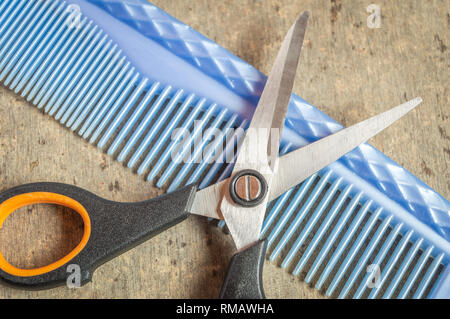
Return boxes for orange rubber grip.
[0,182,196,289]
[0,192,91,277]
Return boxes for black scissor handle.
[0,182,197,289]
[219,239,267,299]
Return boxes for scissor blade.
[235,11,309,171]
[269,97,423,200]
[189,179,226,220]
[188,13,310,223]
[268,11,309,143]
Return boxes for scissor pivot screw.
[229,169,268,207]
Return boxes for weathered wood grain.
[0,0,448,299]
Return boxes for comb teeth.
[264,167,445,299]
[0,0,447,298]
[0,0,244,190]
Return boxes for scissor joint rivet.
[229,169,268,207]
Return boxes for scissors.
[0,12,422,298]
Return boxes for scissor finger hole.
[0,203,84,270]
[0,192,91,277]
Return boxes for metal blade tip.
[296,11,310,23]
[412,96,423,106]
[402,97,423,112]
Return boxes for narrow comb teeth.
[198,118,248,188]
[2,1,56,86]
[338,214,394,298]
[0,0,445,299]
[398,245,434,299]
[66,48,123,129]
[79,61,131,138]
[271,170,334,261]
[155,102,218,186]
[59,43,120,125]
[368,230,414,298]
[183,113,239,188]
[413,253,444,299]
[326,207,382,296]
[267,174,317,249]
[108,82,164,157]
[282,176,344,269]
[316,199,374,290]
[305,192,364,282]
[166,107,229,192]
[96,77,148,148]
[128,92,195,169]
[142,98,208,178]
[353,222,404,298]
[291,184,353,275]
[381,237,424,298]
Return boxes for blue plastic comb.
[0,0,448,298]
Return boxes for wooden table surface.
[0,0,448,299]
